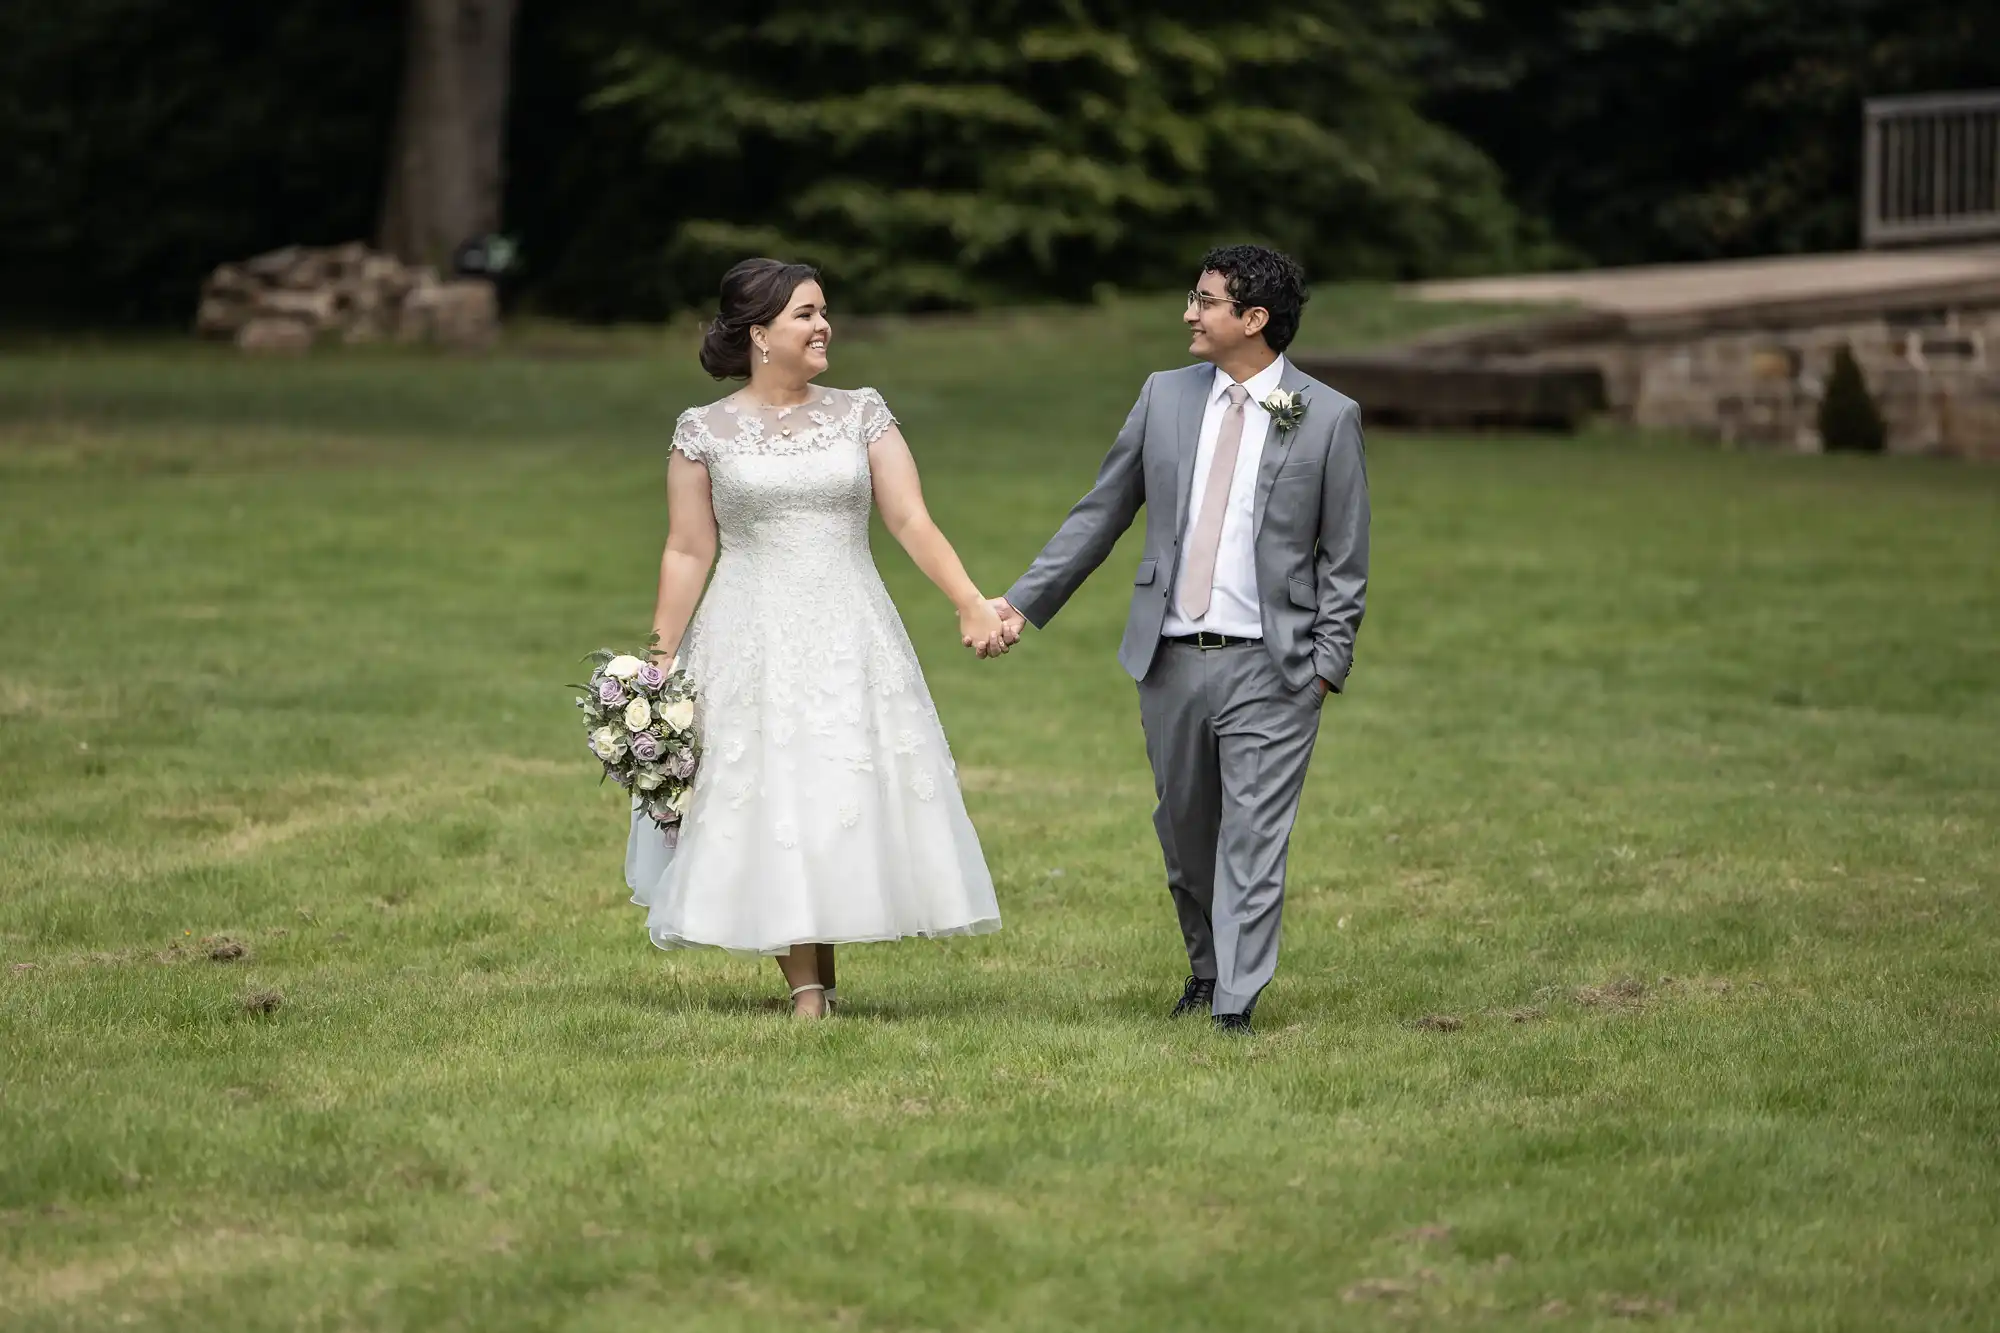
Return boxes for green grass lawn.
[2,289,1997,1331]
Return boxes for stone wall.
[1502,304,2000,459]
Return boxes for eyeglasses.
[1186,290,1240,312]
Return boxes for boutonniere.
[1261,388,1308,434]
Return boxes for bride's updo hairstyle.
[698,258,822,379]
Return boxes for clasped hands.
[958,597,1026,659]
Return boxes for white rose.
[624,697,652,731]
[635,771,664,791]
[669,786,693,814]
[605,655,644,680]
[590,726,625,759]
[661,699,695,732]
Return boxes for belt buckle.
[1195,631,1225,650]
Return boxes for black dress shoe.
[1170,976,1216,1019]
[1212,1012,1254,1036]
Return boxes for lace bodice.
[671,383,891,614]
[674,387,892,563]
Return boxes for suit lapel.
[1171,368,1211,531]
[1252,358,1308,537]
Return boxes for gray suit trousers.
[1137,640,1322,1017]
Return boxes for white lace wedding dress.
[625,386,1002,953]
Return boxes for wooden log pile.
[194,243,498,352]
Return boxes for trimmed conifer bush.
[1818,344,1887,453]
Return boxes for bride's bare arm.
[869,423,1008,656]
[651,452,718,663]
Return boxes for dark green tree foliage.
[1817,345,1887,453]
[8,2,1998,323]
[0,0,402,322]
[569,3,1535,312]
[500,0,691,321]
[1422,0,2000,265]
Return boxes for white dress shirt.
[1162,356,1287,639]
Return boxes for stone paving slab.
[1409,248,2000,316]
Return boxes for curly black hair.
[1198,245,1310,353]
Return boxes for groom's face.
[1185,270,1269,363]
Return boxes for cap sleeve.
[854,388,897,444]
[671,407,712,464]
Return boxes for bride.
[626,258,1007,1018]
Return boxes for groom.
[991,245,1369,1033]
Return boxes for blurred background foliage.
[1418,0,2000,267]
[2,0,1995,323]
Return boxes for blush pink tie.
[1178,383,1250,620]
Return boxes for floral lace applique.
[674,387,894,462]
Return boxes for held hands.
[992,598,1025,647]
[959,596,1026,659]
[958,599,1007,658]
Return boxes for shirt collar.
[1213,355,1289,406]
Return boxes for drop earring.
[759,345,770,364]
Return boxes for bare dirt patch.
[1572,977,1646,1007]
[1343,1278,1419,1302]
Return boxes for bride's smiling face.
[754,281,831,379]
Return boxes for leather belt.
[1164,632,1261,650]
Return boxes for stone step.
[1290,353,1607,432]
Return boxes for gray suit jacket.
[1006,359,1369,692]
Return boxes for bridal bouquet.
[576,642,700,838]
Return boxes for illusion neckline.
[730,389,836,413]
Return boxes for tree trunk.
[377,0,519,268]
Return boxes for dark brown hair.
[698,258,822,379]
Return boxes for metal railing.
[1863,90,2000,248]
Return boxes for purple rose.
[630,732,662,763]
[637,662,666,690]
[669,750,697,781]
[596,677,626,706]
